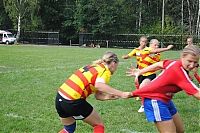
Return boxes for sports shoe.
[135,97,140,101]
[137,105,144,113]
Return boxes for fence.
[20,31,59,45]
[79,33,200,50]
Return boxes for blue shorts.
[144,98,177,122]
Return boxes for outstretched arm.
[122,55,130,59]
[126,61,164,77]
[150,45,173,54]
[95,82,132,99]
[95,91,119,101]
[122,49,137,59]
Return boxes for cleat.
[138,105,144,113]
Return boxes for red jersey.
[194,73,200,83]
[132,60,199,103]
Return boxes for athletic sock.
[93,124,104,133]
[58,129,69,133]
[63,122,76,133]
[58,122,76,133]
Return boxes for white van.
[0,30,16,44]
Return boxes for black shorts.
[55,93,93,120]
[138,74,156,84]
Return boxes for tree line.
[0,0,199,44]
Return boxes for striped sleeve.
[176,67,199,95]
[128,49,137,57]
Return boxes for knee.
[176,122,185,133]
[177,128,185,133]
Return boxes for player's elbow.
[95,92,105,101]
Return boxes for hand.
[126,67,140,77]
[120,92,133,99]
[167,45,174,49]
[192,65,199,73]
[122,55,129,59]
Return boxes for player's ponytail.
[93,51,119,64]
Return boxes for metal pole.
[161,0,165,48]
[106,40,109,48]
[181,0,184,49]
[161,0,165,34]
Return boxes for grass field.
[0,45,199,133]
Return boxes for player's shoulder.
[143,47,151,51]
[163,60,181,69]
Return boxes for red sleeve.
[194,73,200,83]
[163,60,174,69]
[176,68,199,95]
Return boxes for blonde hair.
[93,51,119,64]
[182,45,200,56]
[149,39,159,45]
[139,36,147,42]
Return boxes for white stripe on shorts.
[151,100,161,121]
[73,115,84,120]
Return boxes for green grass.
[0,45,199,133]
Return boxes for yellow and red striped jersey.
[128,48,143,66]
[138,47,161,76]
[58,63,111,100]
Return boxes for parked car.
[0,30,16,44]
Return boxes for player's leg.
[144,99,177,133]
[134,75,142,100]
[83,109,104,133]
[155,104,184,133]
[155,119,176,133]
[137,74,156,112]
[59,117,76,133]
[172,112,184,133]
[139,74,156,88]
[137,78,151,112]
[55,93,76,133]
[168,100,184,133]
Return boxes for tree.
[196,0,200,35]
[3,0,38,43]
[0,0,13,29]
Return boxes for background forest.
[0,0,200,44]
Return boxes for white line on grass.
[5,112,44,122]
[0,65,72,74]
[5,113,24,119]
[0,66,8,68]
